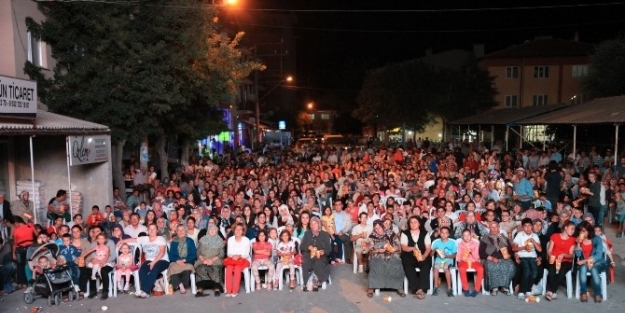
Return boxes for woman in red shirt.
[11,216,36,289]
[545,221,576,300]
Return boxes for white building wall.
[13,135,113,219]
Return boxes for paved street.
[1,248,624,313]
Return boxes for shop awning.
[0,110,110,135]
[448,104,568,126]
[517,95,625,125]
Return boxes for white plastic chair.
[223,265,251,294]
[574,258,608,300]
[429,244,457,295]
[278,238,303,290]
[86,271,115,298]
[249,238,271,292]
[168,243,198,295]
[454,239,483,295]
[541,268,573,299]
[403,268,421,295]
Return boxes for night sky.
[233,0,625,111]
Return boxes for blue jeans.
[578,261,607,295]
[519,258,538,294]
[0,262,17,290]
[67,262,80,286]
[138,260,169,294]
[598,205,608,227]
[329,235,343,261]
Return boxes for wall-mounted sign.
[69,135,110,166]
[0,75,37,119]
[278,120,286,130]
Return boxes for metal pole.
[505,126,509,152]
[478,125,482,146]
[254,69,259,149]
[615,124,620,170]
[572,125,577,161]
[519,126,524,149]
[66,137,73,217]
[491,125,495,150]
[29,136,36,224]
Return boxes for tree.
[582,35,625,99]
[353,57,496,135]
[25,0,262,192]
[296,112,313,132]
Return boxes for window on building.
[532,94,548,106]
[309,113,315,120]
[321,113,330,120]
[533,66,549,78]
[572,65,588,78]
[505,67,519,79]
[27,31,44,68]
[505,95,518,107]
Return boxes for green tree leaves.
[582,34,625,99]
[353,57,496,132]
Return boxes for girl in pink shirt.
[456,229,483,297]
[251,230,275,291]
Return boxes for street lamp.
[255,75,293,145]
[307,102,314,110]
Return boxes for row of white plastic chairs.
[351,238,606,300]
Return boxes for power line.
[33,0,625,13]
[233,19,625,34]
[241,2,625,13]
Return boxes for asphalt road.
[1,260,624,313]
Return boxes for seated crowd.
[0,140,621,305]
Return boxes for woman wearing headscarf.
[110,224,130,245]
[365,219,406,298]
[277,204,295,227]
[479,221,515,296]
[156,218,171,241]
[195,224,225,297]
[168,225,197,294]
[10,191,35,222]
[300,216,331,291]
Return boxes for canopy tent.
[448,104,568,126]
[0,110,110,224]
[517,95,625,164]
[447,104,568,150]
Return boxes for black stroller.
[23,243,78,306]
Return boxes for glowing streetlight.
[225,0,238,4]
[307,102,314,110]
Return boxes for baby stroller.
[23,243,78,306]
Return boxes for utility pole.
[254,44,260,149]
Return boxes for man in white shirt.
[512,218,542,300]
[124,213,148,238]
[333,201,352,263]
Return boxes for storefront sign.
[69,135,110,166]
[0,75,37,119]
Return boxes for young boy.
[512,218,542,300]
[571,206,584,225]
[86,205,104,228]
[33,255,55,280]
[58,233,81,288]
[614,193,625,237]
[431,226,457,297]
[102,205,116,233]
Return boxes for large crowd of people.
[0,139,621,305]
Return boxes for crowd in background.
[0,138,622,304]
